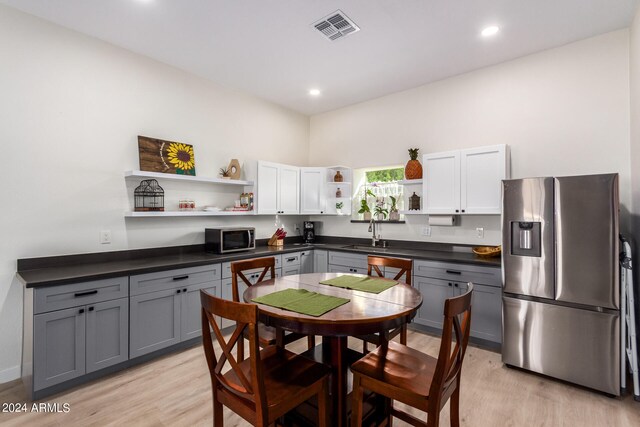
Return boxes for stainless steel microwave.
[205,227,255,254]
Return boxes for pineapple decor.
[405,148,423,180]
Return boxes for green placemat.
[252,288,350,317]
[319,275,397,294]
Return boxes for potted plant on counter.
[335,201,344,215]
[374,202,388,221]
[389,196,400,221]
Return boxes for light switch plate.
[476,227,484,238]
[422,226,431,237]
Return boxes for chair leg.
[351,373,364,427]
[307,335,315,350]
[400,324,407,345]
[318,378,329,427]
[450,384,461,427]
[362,341,368,354]
[213,395,223,427]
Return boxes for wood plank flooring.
[1,330,639,426]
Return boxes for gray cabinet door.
[414,277,453,329]
[33,307,86,390]
[282,265,301,276]
[299,251,314,274]
[181,281,220,341]
[130,288,181,358]
[328,264,368,275]
[314,250,328,273]
[456,282,502,343]
[86,298,129,373]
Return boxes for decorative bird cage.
[409,191,421,211]
[134,179,165,211]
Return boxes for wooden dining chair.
[350,283,474,427]
[358,255,413,352]
[231,257,314,361]
[200,290,330,427]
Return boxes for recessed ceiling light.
[309,89,321,96]
[481,26,500,37]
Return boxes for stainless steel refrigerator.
[502,173,620,395]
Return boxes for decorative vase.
[334,171,344,182]
[227,159,241,179]
[377,213,385,221]
[389,210,400,221]
[363,212,371,221]
[405,148,423,179]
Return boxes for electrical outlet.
[100,230,112,244]
[422,226,431,237]
[294,224,300,233]
[476,227,484,238]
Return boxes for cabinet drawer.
[34,277,128,314]
[328,265,368,275]
[282,252,301,266]
[328,251,368,269]
[222,255,282,279]
[130,264,221,296]
[413,259,501,287]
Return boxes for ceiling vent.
[312,10,360,41]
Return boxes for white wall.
[310,30,631,245]
[0,6,309,382]
[631,7,640,238]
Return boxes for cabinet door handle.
[183,288,187,292]
[446,270,462,275]
[88,306,95,312]
[448,283,453,287]
[79,308,85,314]
[286,257,296,262]
[173,275,189,281]
[176,289,181,294]
[454,283,459,287]
[455,209,459,213]
[461,209,466,213]
[74,290,98,297]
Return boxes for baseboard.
[0,365,21,384]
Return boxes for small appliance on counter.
[205,227,255,254]
[502,173,620,395]
[303,221,316,243]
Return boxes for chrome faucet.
[368,217,380,247]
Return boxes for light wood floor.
[1,330,639,426]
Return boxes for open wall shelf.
[125,170,254,186]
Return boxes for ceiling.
[2,0,638,115]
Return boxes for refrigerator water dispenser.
[510,221,541,257]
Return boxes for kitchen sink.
[341,245,389,252]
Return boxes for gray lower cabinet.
[28,277,130,394]
[328,264,368,275]
[300,250,314,273]
[33,307,86,390]
[314,250,328,273]
[181,281,220,341]
[129,264,222,358]
[130,289,181,358]
[86,298,129,373]
[413,260,502,345]
[413,277,452,329]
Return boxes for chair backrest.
[230,257,276,302]
[429,283,473,410]
[367,255,413,285]
[200,290,268,417]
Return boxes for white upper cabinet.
[257,161,300,214]
[300,168,326,214]
[423,150,460,214]
[279,164,300,214]
[460,145,509,214]
[424,145,509,215]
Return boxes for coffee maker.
[303,221,316,243]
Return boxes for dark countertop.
[17,238,501,288]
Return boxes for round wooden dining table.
[243,272,423,427]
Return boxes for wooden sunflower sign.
[138,135,196,176]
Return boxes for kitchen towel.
[428,215,455,226]
[252,288,349,317]
[319,275,397,294]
